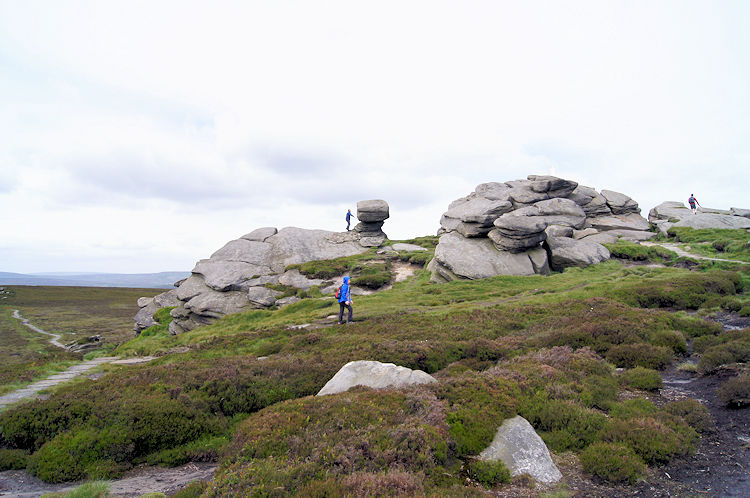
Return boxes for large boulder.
[432,176,647,281]
[357,199,390,222]
[489,216,547,253]
[185,289,252,318]
[569,186,612,216]
[192,259,271,292]
[649,201,750,231]
[588,213,651,232]
[730,207,750,219]
[601,190,640,215]
[444,197,514,226]
[317,360,437,396]
[479,415,562,483]
[241,227,278,242]
[504,198,587,229]
[159,220,383,335]
[278,269,325,290]
[545,237,610,270]
[133,289,180,333]
[432,232,540,280]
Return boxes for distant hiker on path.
[346,209,354,231]
[337,276,353,324]
[688,194,701,214]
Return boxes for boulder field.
[134,200,390,334]
[428,175,654,282]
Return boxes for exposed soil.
[0,462,217,497]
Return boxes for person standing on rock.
[338,276,353,324]
[688,194,701,214]
[346,209,354,231]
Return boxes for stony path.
[0,462,217,497]
[2,311,155,409]
[641,242,750,265]
[12,309,67,349]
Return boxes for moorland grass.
[668,227,750,263]
[0,253,742,489]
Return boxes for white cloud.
[1,0,748,272]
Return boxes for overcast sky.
[1,0,748,273]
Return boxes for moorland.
[0,227,749,497]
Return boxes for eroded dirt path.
[12,309,66,349]
[2,312,155,409]
[0,462,217,497]
[641,242,750,265]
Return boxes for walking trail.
[1,311,154,409]
[641,241,750,265]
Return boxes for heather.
[0,243,745,491]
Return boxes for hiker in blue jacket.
[346,209,354,231]
[338,276,353,324]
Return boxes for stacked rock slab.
[649,201,750,236]
[430,175,654,281]
[354,199,389,247]
[135,201,391,335]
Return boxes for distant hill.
[0,271,189,289]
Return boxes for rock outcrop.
[431,176,654,281]
[353,199,389,247]
[135,201,392,335]
[479,415,562,483]
[649,201,750,236]
[317,360,437,396]
[134,289,180,333]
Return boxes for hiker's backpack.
[334,286,341,299]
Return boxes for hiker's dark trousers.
[338,302,353,323]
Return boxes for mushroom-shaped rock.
[357,199,390,222]
[317,360,437,396]
[479,415,562,483]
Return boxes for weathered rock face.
[479,415,562,483]
[138,202,392,336]
[316,360,437,396]
[134,289,179,333]
[431,176,651,281]
[649,201,750,236]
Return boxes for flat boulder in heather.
[317,360,437,396]
[479,415,562,483]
